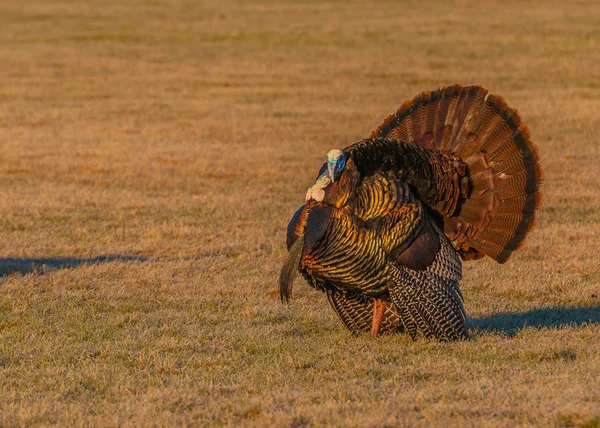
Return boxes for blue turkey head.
[327,149,346,183]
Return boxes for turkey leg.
[371,298,387,337]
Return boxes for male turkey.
[279,84,543,341]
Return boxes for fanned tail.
[370,84,543,263]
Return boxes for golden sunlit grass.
[0,0,599,425]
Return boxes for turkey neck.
[321,158,360,208]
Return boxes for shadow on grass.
[0,256,149,276]
[471,305,600,337]
[0,249,239,277]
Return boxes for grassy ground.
[0,0,599,425]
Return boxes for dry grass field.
[0,0,599,425]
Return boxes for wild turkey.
[279,84,543,341]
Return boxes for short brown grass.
[1,0,599,425]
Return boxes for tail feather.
[448,86,483,152]
[370,84,543,263]
[488,124,530,162]
[431,88,454,149]
[477,111,518,156]
[452,87,488,155]
[484,212,533,228]
[452,98,496,160]
[410,92,426,145]
[422,92,437,146]
[498,192,542,212]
